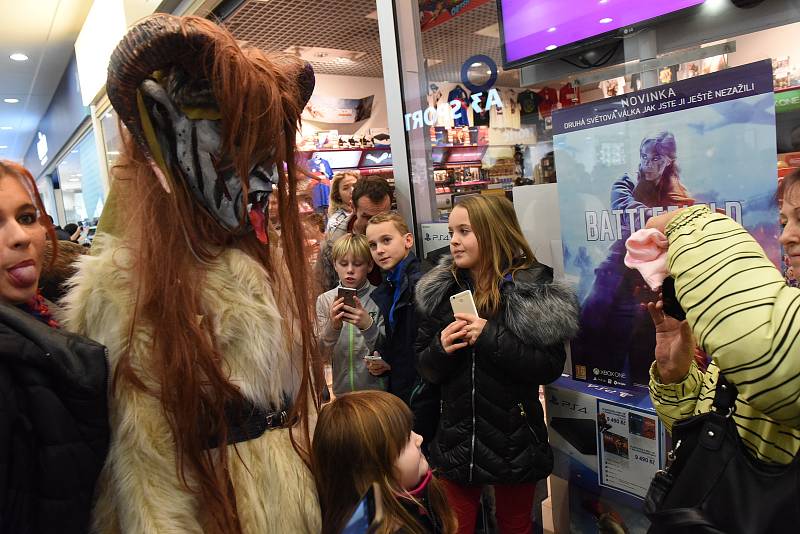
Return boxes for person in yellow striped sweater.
[646,169,800,464]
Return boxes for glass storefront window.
[36,174,58,224]
[99,107,123,171]
[57,128,105,226]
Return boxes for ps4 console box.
[546,376,667,533]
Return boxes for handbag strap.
[711,373,737,415]
[649,507,727,533]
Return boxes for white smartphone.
[450,289,479,317]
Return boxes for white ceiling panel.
[225,0,519,89]
[224,0,383,77]
[0,0,94,161]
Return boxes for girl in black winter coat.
[415,196,579,534]
[0,160,109,534]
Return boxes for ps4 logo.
[547,395,588,414]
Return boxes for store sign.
[419,0,490,31]
[405,88,503,131]
[36,132,48,166]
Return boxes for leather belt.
[206,396,291,449]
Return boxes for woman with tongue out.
[0,159,109,533]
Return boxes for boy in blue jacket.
[366,212,422,405]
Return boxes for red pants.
[440,478,537,534]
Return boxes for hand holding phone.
[449,290,478,317]
[338,287,357,308]
[447,290,486,347]
[364,352,390,376]
[338,288,372,330]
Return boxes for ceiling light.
[547,27,557,33]
[599,0,609,4]
[3,98,19,104]
[286,46,366,63]
[0,126,11,130]
[0,145,7,149]
[546,45,558,51]
[599,17,613,24]
[68,178,80,182]
[10,53,28,61]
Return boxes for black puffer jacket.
[0,302,109,534]
[415,257,579,485]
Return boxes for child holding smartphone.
[414,195,579,534]
[366,212,423,405]
[312,390,456,534]
[316,234,385,395]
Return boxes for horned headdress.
[106,14,314,242]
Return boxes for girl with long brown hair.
[312,391,456,534]
[415,195,579,533]
[60,14,322,533]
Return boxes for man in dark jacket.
[0,302,110,534]
[366,212,422,405]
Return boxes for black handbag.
[644,374,800,533]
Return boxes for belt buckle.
[265,409,287,428]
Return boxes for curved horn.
[107,14,316,190]
[106,14,216,189]
[298,62,315,108]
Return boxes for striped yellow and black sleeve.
[666,205,800,429]
[649,360,704,433]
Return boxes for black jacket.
[0,302,109,534]
[398,484,445,533]
[415,257,579,485]
[372,252,423,404]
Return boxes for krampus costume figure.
[61,15,322,533]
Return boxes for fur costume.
[61,238,320,532]
[61,14,321,533]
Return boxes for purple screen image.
[500,0,705,64]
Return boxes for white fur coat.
[60,238,321,533]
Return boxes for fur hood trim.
[416,256,579,347]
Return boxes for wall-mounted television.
[497,0,706,69]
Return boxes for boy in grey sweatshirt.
[316,233,386,395]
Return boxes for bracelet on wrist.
[359,316,374,332]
